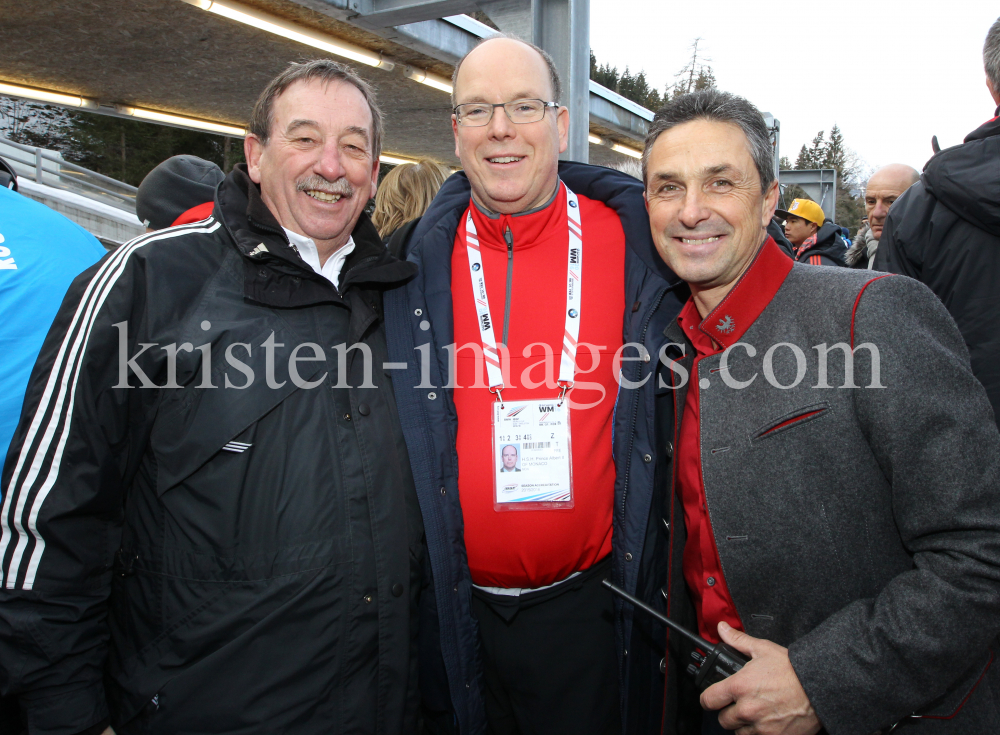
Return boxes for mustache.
[296,176,355,198]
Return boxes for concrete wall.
[16,178,145,247]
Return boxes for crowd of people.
[1,15,999,735]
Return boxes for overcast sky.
[590,1,999,179]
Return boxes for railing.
[0,136,137,213]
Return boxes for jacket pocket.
[750,402,830,442]
[910,647,994,720]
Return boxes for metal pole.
[35,147,44,184]
[534,0,590,163]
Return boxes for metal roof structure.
[0,0,651,168]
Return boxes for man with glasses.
[384,35,683,735]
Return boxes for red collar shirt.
[450,184,627,589]
[674,237,793,644]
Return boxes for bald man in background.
[845,164,919,269]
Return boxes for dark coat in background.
[875,109,1000,426]
[792,221,849,267]
[768,218,795,259]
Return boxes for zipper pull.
[503,225,513,347]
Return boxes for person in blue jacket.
[0,157,107,461]
[382,40,688,733]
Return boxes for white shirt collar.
[282,227,356,291]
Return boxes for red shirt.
[451,184,625,588]
[172,201,215,227]
[675,237,793,644]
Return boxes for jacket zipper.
[614,286,667,728]
[502,226,513,346]
[620,287,668,529]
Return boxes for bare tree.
[670,39,716,99]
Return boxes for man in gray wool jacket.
[636,88,1000,735]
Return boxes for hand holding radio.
[602,580,821,735]
[700,622,821,735]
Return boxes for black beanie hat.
[0,156,18,192]
[136,155,224,230]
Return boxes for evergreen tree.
[824,125,847,174]
[588,41,714,111]
[590,50,622,94]
[63,111,242,186]
[694,67,717,93]
[788,127,867,235]
[794,131,826,170]
[822,126,866,233]
[794,145,811,170]
[589,51,664,110]
[618,68,663,111]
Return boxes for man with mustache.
[0,60,423,735]
[640,88,1000,734]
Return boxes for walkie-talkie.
[602,579,748,692]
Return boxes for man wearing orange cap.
[776,198,848,266]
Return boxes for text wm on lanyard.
[465,185,582,510]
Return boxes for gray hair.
[249,59,383,161]
[985,17,1000,91]
[642,89,775,194]
[451,35,562,107]
[610,158,642,180]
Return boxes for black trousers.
[470,557,620,735]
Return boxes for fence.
[0,136,137,213]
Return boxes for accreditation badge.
[492,399,574,511]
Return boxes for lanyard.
[465,184,583,402]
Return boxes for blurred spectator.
[876,17,1000,426]
[136,154,224,231]
[0,156,107,459]
[370,158,449,241]
[846,164,919,269]
[768,215,796,258]
[0,155,106,734]
[776,198,848,266]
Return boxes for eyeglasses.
[453,99,560,127]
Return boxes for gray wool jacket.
[659,249,1000,734]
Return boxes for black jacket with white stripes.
[0,165,424,735]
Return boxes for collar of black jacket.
[795,221,848,266]
[921,108,1000,234]
[964,106,1000,144]
[215,164,417,307]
